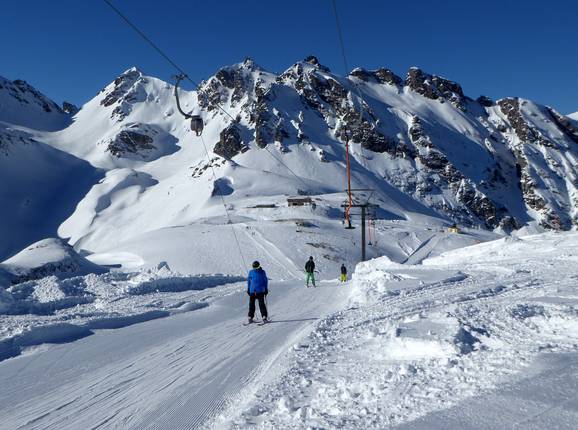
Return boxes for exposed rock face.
[496,97,574,229]
[350,67,402,87]
[252,84,274,148]
[280,60,397,155]
[548,108,578,144]
[405,115,503,227]
[101,68,142,107]
[341,119,393,153]
[199,58,261,112]
[100,68,146,121]
[477,95,494,107]
[107,128,155,158]
[498,98,530,142]
[62,102,79,115]
[303,55,330,72]
[455,180,500,228]
[409,116,432,148]
[405,67,466,110]
[498,98,553,147]
[214,124,248,159]
[192,57,577,230]
[375,68,403,86]
[0,76,68,132]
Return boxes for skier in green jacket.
[305,256,316,287]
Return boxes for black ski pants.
[248,293,268,319]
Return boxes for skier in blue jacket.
[247,261,268,323]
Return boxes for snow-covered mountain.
[1,59,577,269]
[0,76,71,131]
[0,75,102,260]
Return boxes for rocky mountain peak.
[100,67,147,121]
[0,76,63,115]
[405,67,466,110]
[349,67,402,86]
[240,57,263,72]
[476,95,494,107]
[62,102,79,115]
[22,59,574,233]
[303,55,330,72]
[0,75,69,130]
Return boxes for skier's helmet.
[252,261,260,269]
[309,256,313,260]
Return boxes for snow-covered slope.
[0,124,100,260]
[2,231,576,429]
[2,59,577,272]
[568,111,578,121]
[0,75,70,131]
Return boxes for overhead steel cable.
[102,0,248,271]
[103,0,235,124]
[199,134,247,270]
[101,0,326,271]
[102,0,315,193]
[262,145,312,192]
[330,0,369,166]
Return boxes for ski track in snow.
[242,226,301,280]
[0,279,350,429]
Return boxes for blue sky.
[2,0,577,113]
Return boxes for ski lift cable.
[103,0,318,195]
[199,134,248,270]
[330,0,369,168]
[262,145,312,192]
[102,0,236,123]
[331,0,367,227]
[102,0,247,271]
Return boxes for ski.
[243,320,260,326]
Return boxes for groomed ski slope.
[2,232,577,429]
[0,279,350,429]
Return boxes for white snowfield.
[1,232,577,429]
[0,277,350,429]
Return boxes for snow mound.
[0,238,107,284]
[0,266,244,361]
[422,231,578,267]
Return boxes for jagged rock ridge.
[2,59,577,233]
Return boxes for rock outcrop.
[214,124,248,159]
